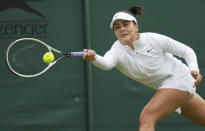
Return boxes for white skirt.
[158,67,196,114]
[158,74,196,95]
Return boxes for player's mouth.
[121,34,128,37]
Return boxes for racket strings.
[7,40,49,76]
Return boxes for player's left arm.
[155,34,202,87]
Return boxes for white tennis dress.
[92,32,199,95]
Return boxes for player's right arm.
[83,49,117,70]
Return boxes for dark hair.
[124,5,144,18]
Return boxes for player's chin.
[120,39,130,45]
[120,36,130,41]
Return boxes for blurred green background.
[0,0,205,131]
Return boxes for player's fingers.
[87,50,91,57]
[90,50,96,61]
[196,74,202,84]
[90,50,95,55]
[89,50,94,56]
[193,73,202,88]
[83,49,88,53]
[82,49,96,62]
[83,53,87,60]
[83,49,89,61]
[85,55,91,62]
[83,49,87,59]
[191,71,198,79]
[83,49,91,62]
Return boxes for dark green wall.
[0,0,87,131]
[0,0,205,131]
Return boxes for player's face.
[113,19,139,46]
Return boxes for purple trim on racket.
[70,52,85,58]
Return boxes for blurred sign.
[0,0,48,39]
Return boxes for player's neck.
[128,33,140,50]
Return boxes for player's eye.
[114,25,120,30]
[123,23,129,27]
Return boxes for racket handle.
[70,52,85,57]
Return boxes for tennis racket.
[6,38,85,78]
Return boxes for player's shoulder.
[111,40,122,49]
[109,40,126,55]
[140,32,172,45]
[140,32,172,49]
[140,32,166,39]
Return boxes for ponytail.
[125,5,144,17]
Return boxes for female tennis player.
[83,5,205,131]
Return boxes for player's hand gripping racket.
[6,38,85,77]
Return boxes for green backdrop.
[0,0,205,131]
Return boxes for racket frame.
[6,38,68,77]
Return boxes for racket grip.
[70,52,85,57]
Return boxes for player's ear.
[135,24,139,33]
